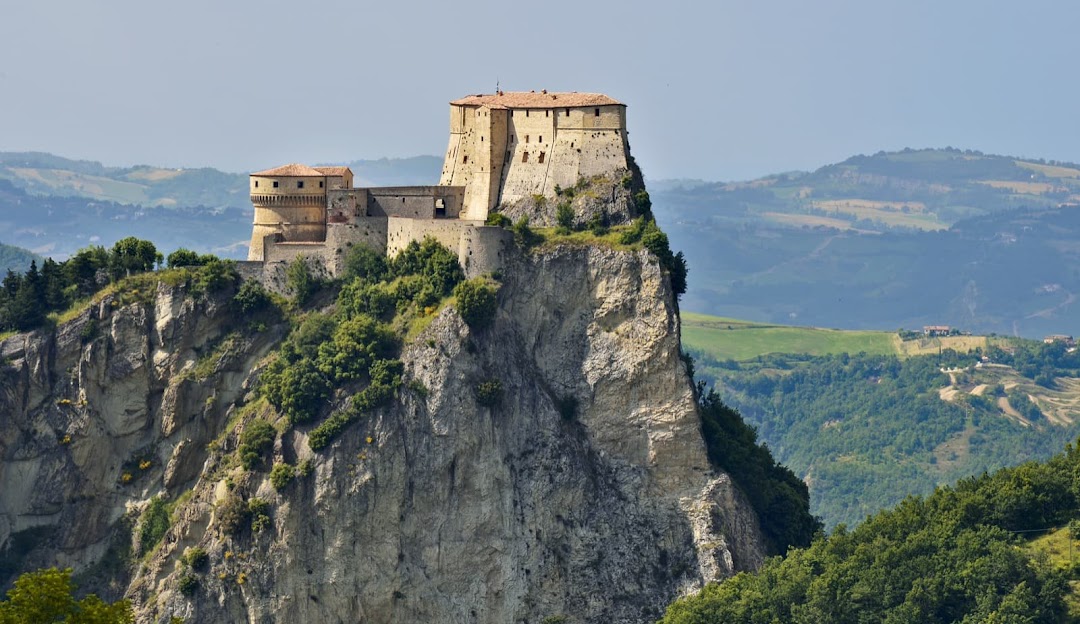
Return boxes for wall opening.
[254,181,259,188]
[525,135,529,143]
[546,110,550,117]
[565,108,570,116]
[522,152,529,163]
[435,198,446,218]
[273,181,279,188]
[595,108,600,117]
[463,155,469,164]
[538,152,546,164]
[319,181,324,188]
[297,181,305,189]
[539,136,542,143]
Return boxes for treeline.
[660,441,1080,623]
[0,238,228,332]
[694,348,1080,528]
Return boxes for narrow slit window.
[539,136,542,143]
[546,110,550,117]
[538,152,546,164]
[522,152,529,163]
[525,135,529,143]
[463,155,469,164]
[319,181,324,188]
[595,108,600,116]
[565,108,570,116]
[254,181,259,188]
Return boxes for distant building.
[1043,334,1076,348]
[923,325,952,337]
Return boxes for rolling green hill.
[656,148,1080,338]
[0,243,40,275]
[684,315,1080,527]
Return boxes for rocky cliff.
[0,244,768,623]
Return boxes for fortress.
[247,91,632,278]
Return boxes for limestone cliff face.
[0,282,283,596]
[0,245,766,623]
[131,246,765,624]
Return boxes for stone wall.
[367,186,465,219]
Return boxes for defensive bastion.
[245,91,632,282]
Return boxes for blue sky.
[1,0,1077,181]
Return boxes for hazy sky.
[1,0,1077,181]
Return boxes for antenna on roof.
[496,78,500,94]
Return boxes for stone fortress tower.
[248,165,353,261]
[246,91,630,276]
[440,91,630,220]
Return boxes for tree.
[109,237,159,279]
[0,567,133,624]
[453,279,498,329]
[285,256,317,306]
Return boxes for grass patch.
[533,225,643,252]
[681,312,896,361]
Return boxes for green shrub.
[619,217,647,245]
[633,189,653,219]
[177,572,199,597]
[248,498,271,533]
[285,256,317,306]
[512,217,541,248]
[339,280,395,319]
[475,380,503,407]
[390,237,464,296]
[181,546,209,571]
[217,495,249,536]
[260,357,330,424]
[556,202,575,230]
[269,463,295,491]
[587,211,609,236]
[233,279,273,315]
[485,212,511,227]
[453,279,498,329]
[137,496,170,555]
[166,248,207,269]
[342,244,388,283]
[238,420,276,470]
[191,259,238,295]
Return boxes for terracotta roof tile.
[450,91,622,109]
[313,166,352,176]
[251,163,325,177]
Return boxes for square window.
[273,181,279,188]
[297,181,304,189]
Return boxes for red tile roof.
[450,91,622,109]
[314,166,352,176]
[251,163,325,177]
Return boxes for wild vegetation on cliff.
[661,438,1080,623]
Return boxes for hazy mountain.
[653,148,1080,338]
[0,243,40,275]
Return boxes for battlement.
[246,91,629,285]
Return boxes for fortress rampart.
[247,91,627,286]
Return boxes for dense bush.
[177,572,199,597]
[238,419,276,470]
[137,496,171,555]
[269,462,295,491]
[475,380,503,407]
[660,442,1080,623]
[217,495,249,536]
[285,256,318,306]
[342,244,388,283]
[181,546,209,571]
[233,279,274,315]
[453,279,498,329]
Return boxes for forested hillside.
[661,440,1080,623]
[691,339,1080,528]
[0,244,38,275]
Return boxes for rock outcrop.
[0,244,766,623]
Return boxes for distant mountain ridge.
[652,147,1080,338]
